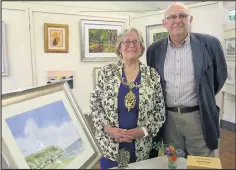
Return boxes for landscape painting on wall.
[89,29,117,53]
[153,32,169,42]
[47,71,73,89]
[80,19,124,62]
[5,100,84,169]
[146,24,168,47]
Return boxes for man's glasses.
[166,13,189,21]
[121,40,140,46]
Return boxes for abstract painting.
[47,71,73,89]
[44,23,69,53]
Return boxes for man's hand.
[104,125,134,142]
[126,128,145,139]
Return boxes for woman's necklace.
[122,78,140,112]
[117,70,141,112]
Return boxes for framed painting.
[44,23,69,53]
[226,64,235,85]
[2,81,102,169]
[224,37,235,57]
[146,24,168,47]
[80,19,125,62]
[228,9,236,21]
[2,21,9,76]
[93,67,102,87]
[223,6,235,25]
[47,71,73,89]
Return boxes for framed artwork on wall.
[226,64,235,85]
[224,37,235,57]
[223,7,236,25]
[47,71,73,89]
[93,67,102,87]
[44,23,69,53]
[2,21,9,76]
[145,24,168,47]
[80,19,125,62]
[2,81,102,169]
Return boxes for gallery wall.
[2,2,131,114]
[2,1,235,124]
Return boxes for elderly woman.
[90,27,166,169]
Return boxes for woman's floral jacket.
[90,60,166,162]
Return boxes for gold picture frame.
[44,23,69,53]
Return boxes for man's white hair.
[164,2,190,18]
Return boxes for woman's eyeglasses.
[121,40,140,46]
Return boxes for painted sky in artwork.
[6,100,81,157]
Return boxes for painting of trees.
[89,29,118,53]
[153,32,169,42]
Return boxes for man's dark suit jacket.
[146,32,227,152]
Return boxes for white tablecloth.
[111,155,187,169]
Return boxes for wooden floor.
[219,129,236,169]
[93,128,236,169]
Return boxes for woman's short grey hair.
[115,27,145,58]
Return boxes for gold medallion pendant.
[125,90,136,112]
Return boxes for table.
[111,155,187,169]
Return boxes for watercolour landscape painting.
[5,100,84,169]
[89,29,117,53]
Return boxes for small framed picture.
[47,71,73,89]
[80,19,125,62]
[2,81,102,169]
[146,24,168,47]
[93,67,102,87]
[44,23,69,53]
[2,21,9,76]
[225,37,235,56]
[226,64,235,85]
[223,7,235,25]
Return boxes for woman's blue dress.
[99,70,141,169]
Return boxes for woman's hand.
[104,125,134,142]
[126,128,145,139]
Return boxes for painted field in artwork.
[153,32,169,42]
[6,100,84,169]
[89,29,117,53]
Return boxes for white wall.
[2,4,33,92]
[2,2,129,114]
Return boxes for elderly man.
[147,2,227,157]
